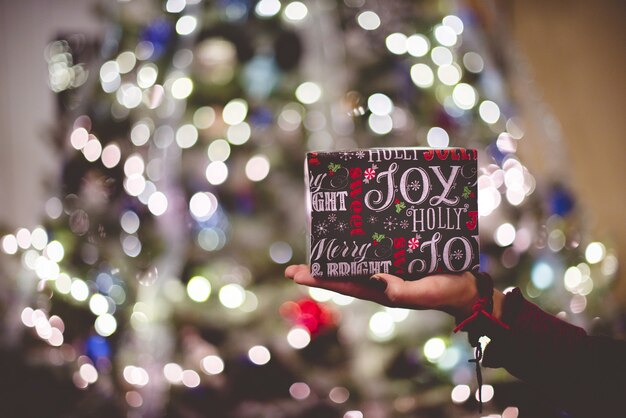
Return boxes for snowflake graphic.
[337,221,348,232]
[355,150,366,159]
[408,180,421,191]
[315,222,329,236]
[452,249,464,260]
[399,219,410,229]
[328,213,337,223]
[383,216,397,231]
[367,215,378,224]
[339,152,351,161]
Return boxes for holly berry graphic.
[394,198,406,213]
[371,232,385,246]
[327,162,341,176]
[462,186,475,199]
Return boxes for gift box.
[305,148,480,280]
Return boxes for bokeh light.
[248,345,271,365]
[245,155,271,182]
[187,276,212,302]
[219,283,245,309]
[201,355,225,375]
[423,337,446,362]
[357,11,380,30]
[295,82,322,104]
[287,326,311,349]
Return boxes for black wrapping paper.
[305,148,479,280]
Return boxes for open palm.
[285,264,478,320]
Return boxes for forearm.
[479,288,626,416]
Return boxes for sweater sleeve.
[481,288,626,417]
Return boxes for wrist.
[491,289,504,323]
[450,271,480,320]
[451,272,504,323]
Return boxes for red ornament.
[279,298,337,336]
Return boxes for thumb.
[371,273,442,310]
[370,273,405,287]
[370,273,409,305]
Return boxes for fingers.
[284,264,308,278]
[284,265,403,307]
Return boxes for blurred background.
[0,1,624,417]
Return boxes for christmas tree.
[0,1,619,417]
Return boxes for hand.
[284,265,484,320]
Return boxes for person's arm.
[482,288,626,416]
[285,265,626,416]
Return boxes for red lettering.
[348,167,365,236]
[349,167,362,178]
[423,150,434,161]
[393,237,406,248]
[349,180,362,198]
[393,250,406,274]
[435,149,449,160]
[349,215,363,229]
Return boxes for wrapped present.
[305,148,479,280]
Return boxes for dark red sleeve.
[481,288,626,416]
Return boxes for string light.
[368,311,395,341]
[181,370,201,387]
[451,384,471,403]
[248,345,271,365]
[176,15,198,36]
[410,63,434,88]
[171,77,193,99]
[245,155,270,182]
[201,355,225,375]
[434,24,457,46]
[287,326,311,349]
[289,382,311,400]
[187,276,212,302]
[219,284,245,309]
[431,46,453,66]
[426,127,449,147]
[452,83,478,109]
[367,93,393,115]
[585,242,606,264]
[406,34,430,57]
[283,1,308,21]
[255,0,281,18]
[163,363,184,384]
[423,337,446,362]
[357,11,380,30]
[295,82,322,104]
[386,33,408,55]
